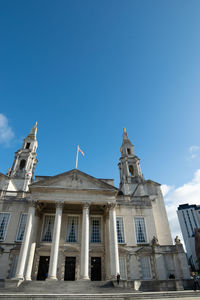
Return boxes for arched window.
[129,165,134,176]
[26,143,30,149]
[19,160,26,171]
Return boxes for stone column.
[47,202,63,280]
[14,201,36,280]
[80,203,90,280]
[108,203,120,279]
[24,214,40,280]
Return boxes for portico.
[14,169,120,281]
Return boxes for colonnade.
[14,201,119,281]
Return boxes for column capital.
[82,202,90,210]
[56,201,64,209]
[28,200,38,208]
[108,202,116,210]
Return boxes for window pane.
[116,217,125,243]
[42,215,55,242]
[0,213,10,241]
[134,217,147,243]
[16,214,27,241]
[141,257,152,279]
[66,216,79,243]
[90,217,101,243]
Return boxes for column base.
[79,276,90,280]
[46,276,58,281]
[24,277,32,281]
[12,276,24,281]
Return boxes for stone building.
[0,124,190,287]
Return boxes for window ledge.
[64,242,79,245]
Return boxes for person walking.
[192,272,200,291]
[117,273,120,285]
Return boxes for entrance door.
[91,257,101,281]
[37,256,50,280]
[64,257,76,280]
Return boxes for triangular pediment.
[31,169,118,191]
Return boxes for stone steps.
[0,291,200,300]
[0,280,200,299]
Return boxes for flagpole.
[75,145,79,169]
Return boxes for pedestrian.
[117,273,120,285]
[192,272,200,291]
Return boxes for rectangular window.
[66,216,79,243]
[134,217,147,243]
[42,215,55,242]
[116,217,125,243]
[9,255,19,279]
[119,257,127,279]
[140,257,152,279]
[90,217,101,243]
[0,213,10,241]
[16,214,27,241]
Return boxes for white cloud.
[161,184,174,197]
[188,145,200,160]
[0,114,14,146]
[162,169,200,243]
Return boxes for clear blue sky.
[1,0,200,189]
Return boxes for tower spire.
[26,121,37,140]
[118,128,144,195]
[123,128,128,140]
[8,122,38,191]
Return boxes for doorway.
[91,257,101,281]
[37,256,50,280]
[64,257,76,280]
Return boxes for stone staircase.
[0,280,200,299]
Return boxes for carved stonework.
[107,202,116,210]
[82,202,90,210]
[152,236,159,246]
[175,236,181,245]
[28,200,38,208]
[56,201,64,210]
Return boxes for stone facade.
[0,125,190,284]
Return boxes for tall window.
[90,217,101,243]
[0,213,10,241]
[42,215,55,242]
[16,214,27,241]
[134,217,147,243]
[140,257,152,279]
[116,217,125,243]
[66,216,79,243]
